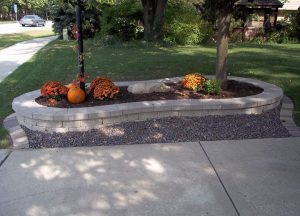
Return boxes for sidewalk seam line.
[0,150,12,167]
[198,141,240,216]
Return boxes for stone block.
[189,110,211,117]
[80,119,103,128]
[157,111,179,118]
[102,116,126,125]
[126,114,139,121]
[32,112,53,121]
[30,125,47,132]
[24,118,38,127]
[168,100,194,111]
[62,120,82,128]
[10,127,24,137]
[46,127,69,133]
[36,120,62,128]
[68,127,90,132]
[251,106,264,114]
[16,115,25,123]
[262,103,277,112]
[138,112,158,121]
[18,111,33,119]
[3,118,18,129]
[152,100,173,112]
[118,102,153,115]
[7,125,22,133]
[67,109,89,120]
[88,107,111,118]
[12,136,29,149]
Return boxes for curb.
[280,96,300,137]
[3,113,29,149]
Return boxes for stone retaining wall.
[12,77,283,133]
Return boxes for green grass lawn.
[0,39,299,147]
[0,127,10,149]
[0,28,55,50]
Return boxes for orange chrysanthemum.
[181,73,206,91]
[41,81,68,97]
[88,76,119,100]
[88,76,114,93]
[93,82,119,100]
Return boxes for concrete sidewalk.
[0,138,300,216]
[0,36,57,82]
[201,138,300,216]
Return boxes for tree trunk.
[216,11,231,89]
[141,0,167,41]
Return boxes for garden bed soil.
[36,80,263,108]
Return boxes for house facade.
[278,0,300,21]
[233,0,283,39]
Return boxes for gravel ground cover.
[23,107,290,148]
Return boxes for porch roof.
[236,0,283,8]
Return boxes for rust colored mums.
[89,76,119,100]
[40,81,68,97]
[89,76,113,92]
[181,73,207,91]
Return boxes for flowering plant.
[40,81,68,98]
[181,73,207,91]
[93,82,119,100]
[88,76,119,100]
[88,76,114,92]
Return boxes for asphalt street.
[0,21,53,35]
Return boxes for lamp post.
[76,0,85,91]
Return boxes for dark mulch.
[36,80,263,108]
[23,107,290,149]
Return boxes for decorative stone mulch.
[23,107,290,149]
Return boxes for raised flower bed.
[12,76,283,133]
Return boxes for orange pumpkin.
[67,86,86,104]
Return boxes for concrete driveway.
[0,21,53,35]
[0,138,300,216]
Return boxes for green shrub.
[204,79,222,95]
[267,30,298,44]
[269,31,287,44]
[100,0,143,41]
[284,9,300,41]
[164,0,214,45]
[49,0,101,39]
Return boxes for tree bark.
[141,0,168,41]
[216,11,232,89]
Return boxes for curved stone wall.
[12,77,283,133]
